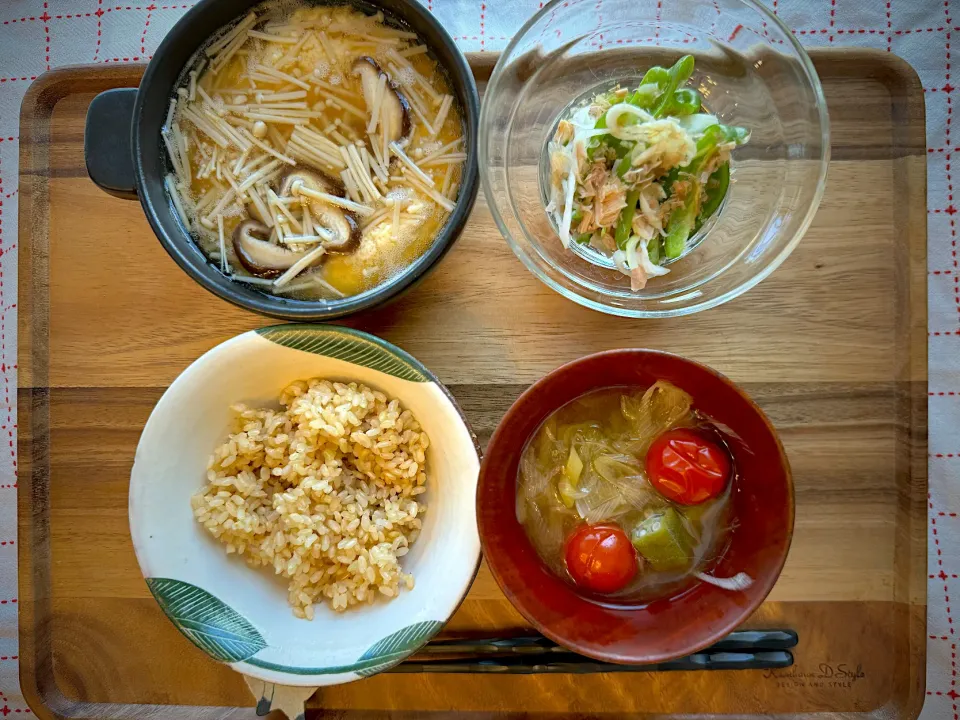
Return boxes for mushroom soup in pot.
[162,2,466,300]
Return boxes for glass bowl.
[479,0,829,317]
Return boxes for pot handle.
[84,88,138,200]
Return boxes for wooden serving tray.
[18,50,927,719]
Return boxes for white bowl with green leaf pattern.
[129,324,481,686]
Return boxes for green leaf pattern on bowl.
[256,325,430,382]
[148,578,442,675]
[246,620,444,675]
[145,577,267,663]
[353,620,445,677]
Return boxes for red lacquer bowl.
[477,349,794,664]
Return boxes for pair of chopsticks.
[386,629,797,674]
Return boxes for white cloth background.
[0,0,955,717]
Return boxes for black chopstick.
[387,649,794,674]
[382,630,797,674]
[417,629,798,657]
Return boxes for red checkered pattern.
[0,0,955,716]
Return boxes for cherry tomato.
[645,428,731,505]
[564,523,638,593]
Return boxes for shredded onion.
[604,104,654,139]
[695,571,754,591]
[638,238,670,277]
[615,237,671,280]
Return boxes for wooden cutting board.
[18,49,927,718]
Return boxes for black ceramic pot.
[84,0,479,320]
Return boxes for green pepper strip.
[615,189,641,250]
[667,88,702,117]
[651,55,695,118]
[699,162,730,222]
[647,237,662,265]
[641,66,671,87]
[626,67,670,110]
[662,123,748,259]
[664,196,697,259]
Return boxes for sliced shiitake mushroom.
[232,220,321,278]
[352,56,411,145]
[279,168,361,254]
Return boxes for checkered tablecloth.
[0,0,956,717]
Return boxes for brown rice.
[191,378,428,617]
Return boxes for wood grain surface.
[18,50,927,719]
